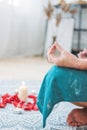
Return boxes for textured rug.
[0,80,85,130]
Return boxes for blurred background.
[0,0,87,80]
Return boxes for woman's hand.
[78,49,87,59]
[47,42,79,68]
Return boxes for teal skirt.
[37,66,87,127]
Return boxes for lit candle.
[18,81,28,102]
[31,89,37,95]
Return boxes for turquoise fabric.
[37,65,87,128]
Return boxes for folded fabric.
[37,65,87,128]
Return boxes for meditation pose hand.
[78,49,87,59]
[47,42,87,70]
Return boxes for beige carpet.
[0,56,52,80]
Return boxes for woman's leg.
[72,102,87,107]
[67,102,87,127]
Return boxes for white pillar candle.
[18,81,28,102]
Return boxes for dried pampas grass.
[43,0,77,29]
[56,13,61,26]
[44,1,54,19]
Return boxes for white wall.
[0,0,46,57]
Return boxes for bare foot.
[47,42,79,68]
[67,108,87,127]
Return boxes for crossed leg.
[67,102,87,127]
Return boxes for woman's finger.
[55,42,64,52]
[47,44,56,54]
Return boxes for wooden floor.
[0,56,52,80]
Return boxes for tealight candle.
[14,107,24,114]
[18,81,28,102]
[31,89,37,95]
